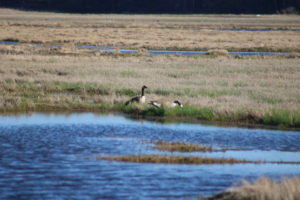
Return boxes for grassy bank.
[118,104,300,127]
[1,80,299,127]
[206,177,300,200]
[0,52,299,128]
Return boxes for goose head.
[173,100,183,107]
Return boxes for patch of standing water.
[0,41,289,56]
[0,113,299,200]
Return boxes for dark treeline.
[0,0,299,14]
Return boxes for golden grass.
[0,9,300,52]
[207,177,300,200]
[98,155,251,164]
[1,53,299,116]
[0,9,300,126]
[154,141,213,152]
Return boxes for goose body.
[149,98,183,108]
[125,85,148,105]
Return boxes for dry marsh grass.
[98,155,252,165]
[0,9,300,52]
[207,177,300,200]
[0,53,300,126]
[154,141,213,152]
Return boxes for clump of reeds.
[207,49,229,56]
[154,141,213,152]
[138,48,148,55]
[207,177,300,200]
[98,155,251,164]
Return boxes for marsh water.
[0,41,289,56]
[0,113,300,200]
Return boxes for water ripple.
[0,113,300,200]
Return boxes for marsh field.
[1,9,300,200]
[0,9,300,127]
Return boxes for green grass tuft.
[263,110,300,127]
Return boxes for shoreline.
[0,105,299,130]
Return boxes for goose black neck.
[141,87,145,96]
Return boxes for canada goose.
[149,98,183,108]
[125,85,148,105]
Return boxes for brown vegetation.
[154,141,213,152]
[207,177,300,200]
[98,155,252,164]
[0,9,300,52]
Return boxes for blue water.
[0,113,300,200]
[0,41,289,56]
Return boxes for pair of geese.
[125,85,183,108]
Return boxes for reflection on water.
[0,113,299,200]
